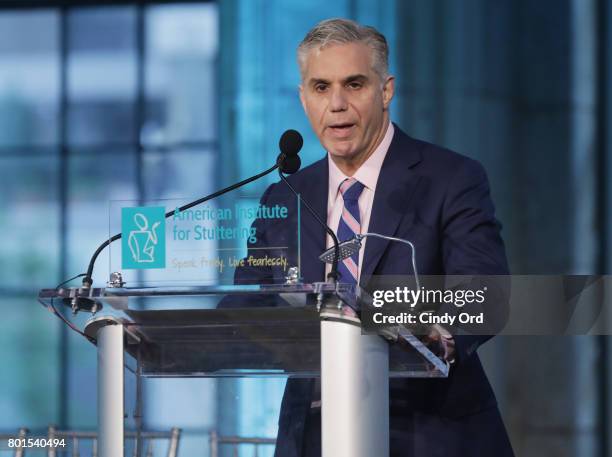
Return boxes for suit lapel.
[298,159,328,284]
[360,126,422,281]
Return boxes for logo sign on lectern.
[110,195,301,286]
[121,206,166,269]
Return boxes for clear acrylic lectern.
[38,283,448,457]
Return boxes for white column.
[97,321,124,457]
[320,315,389,457]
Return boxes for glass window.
[0,2,221,446]
[66,151,137,279]
[144,4,218,146]
[0,10,60,148]
[143,147,216,199]
[0,156,60,289]
[67,7,137,146]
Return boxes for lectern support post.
[321,314,389,457]
[96,320,125,457]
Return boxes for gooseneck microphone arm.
[318,232,420,290]
[277,171,341,283]
[358,233,420,291]
[82,163,280,288]
[81,129,305,288]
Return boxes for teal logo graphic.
[122,206,166,269]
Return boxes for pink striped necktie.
[336,178,365,285]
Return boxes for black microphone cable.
[277,170,342,284]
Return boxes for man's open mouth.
[329,122,355,138]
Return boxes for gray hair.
[297,18,389,81]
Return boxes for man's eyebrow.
[307,77,330,87]
[343,74,368,84]
[307,74,369,87]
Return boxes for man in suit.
[234,18,514,457]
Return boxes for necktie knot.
[339,178,365,203]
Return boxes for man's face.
[299,42,394,171]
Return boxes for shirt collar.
[327,121,395,199]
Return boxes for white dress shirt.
[325,122,395,282]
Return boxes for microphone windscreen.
[279,129,303,157]
[280,155,301,174]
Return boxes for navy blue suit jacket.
[233,125,514,457]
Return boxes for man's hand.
[422,324,456,364]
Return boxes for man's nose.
[329,87,348,112]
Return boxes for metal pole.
[209,430,218,457]
[320,314,389,457]
[14,427,28,457]
[97,321,124,457]
[48,425,57,457]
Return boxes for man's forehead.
[301,42,375,79]
[303,41,373,61]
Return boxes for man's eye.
[315,84,328,92]
[347,82,362,89]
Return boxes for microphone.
[76,130,303,300]
[279,129,303,157]
[279,155,301,174]
[277,129,302,173]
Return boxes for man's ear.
[382,76,395,110]
[299,84,306,111]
